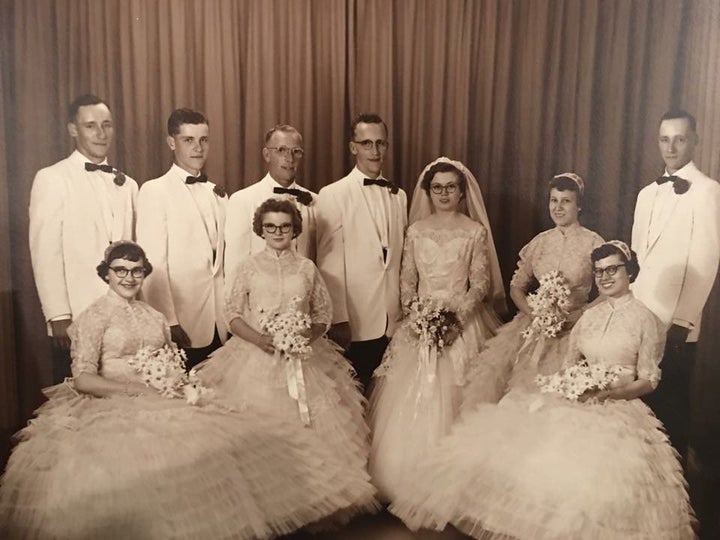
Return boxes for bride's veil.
[409,156,507,313]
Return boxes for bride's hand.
[254,333,275,355]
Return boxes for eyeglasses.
[353,139,389,151]
[593,264,626,279]
[266,146,304,159]
[110,266,146,279]
[430,183,459,195]
[262,223,293,234]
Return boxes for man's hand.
[666,324,690,345]
[328,322,352,351]
[170,325,192,348]
[50,319,72,351]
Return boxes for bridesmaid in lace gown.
[462,173,604,409]
[367,157,505,502]
[0,241,377,539]
[392,241,695,539]
[196,198,377,518]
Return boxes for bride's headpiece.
[410,156,506,312]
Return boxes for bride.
[367,157,505,502]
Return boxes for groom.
[316,113,407,391]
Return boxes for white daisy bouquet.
[257,296,312,357]
[127,344,212,405]
[521,270,571,340]
[535,360,624,401]
[405,296,462,352]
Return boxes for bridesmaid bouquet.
[536,360,624,401]
[257,296,312,357]
[522,270,571,340]
[406,296,462,351]
[127,345,211,405]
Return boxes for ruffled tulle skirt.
[391,391,695,539]
[368,305,499,501]
[197,335,377,515]
[461,313,573,413]
[0,384,377,539]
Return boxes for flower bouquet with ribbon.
[257,296,313,426]
[535,360,624,401]
[405,296,463,382]
[521,270,571,340]
[127,344,212,405]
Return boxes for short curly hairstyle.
[252,198,303,239]
[420,161,467,197]
[96,242,153,282]
[591,243,640,283]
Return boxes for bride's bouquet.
[521,270,571,340]
[535,360,624,401]
[127,345,212,405]
[405,296,462,352]
[257,296,312,357]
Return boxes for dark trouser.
[346,335,389,393]
[643,341,696,466]
[183,327,223,371]
[51,341,73,384]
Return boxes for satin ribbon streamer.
[276,350,311,426]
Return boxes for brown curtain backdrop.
[1,0,719,460]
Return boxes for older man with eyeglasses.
[316,113,408,392]
[224,124,317,288]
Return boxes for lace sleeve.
[68,304,106,377]
[459,224,490,320]
[308,261,332,329]
[400,226,419,313]
[225,259,251,324]
[636,309,665,388]
[510,236,538,291]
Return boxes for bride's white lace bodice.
[400,220,490,318]
[564,293,664,386]
[226,249,332,331]
[69,290,171,382]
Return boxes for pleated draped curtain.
[2,0,719,460]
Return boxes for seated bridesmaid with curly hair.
[0,240,377,539]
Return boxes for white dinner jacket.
[224,173,317,288]
[631,161,720,342]
[29,150,138,332]
[316,166,407,342]
[136,164,228,347]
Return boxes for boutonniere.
[213,184,227,197]
[113,169,126,186]
[673,178,690,195]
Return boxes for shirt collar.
[262,172,298,190]
[71,149,109,168]
[350,166,385,184]
[664,160,696,181]
[171,162,202,181]
[105,287,136,305]
[605,291,634,310]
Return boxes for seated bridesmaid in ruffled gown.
[0,241,377,539]
[367,157,505,502]
[391,241,695,540]
[462,173,604,409]
[196,198,377,518]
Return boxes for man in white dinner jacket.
[631,109,720,464]
[29,94,138,383]
[137,108,228,369]
[224,124,316,288]
[316,113,407,391]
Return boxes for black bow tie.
[186,174,208,184]
[273,187,313,206]
[85,162,126,186]
[655,175,690,194]
[364,178,399,194]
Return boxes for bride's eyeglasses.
[593,264,626,278]
[262,223,293,234]
[110,266,146,278]
[430,183,459,195]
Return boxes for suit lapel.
[349,178,384,255]
[166,175,212,263]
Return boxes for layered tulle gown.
[462,223,604,408]
[367,220,500,501]
[197,248,376,515]
[0,291,376,539]
[392,293,695,539]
